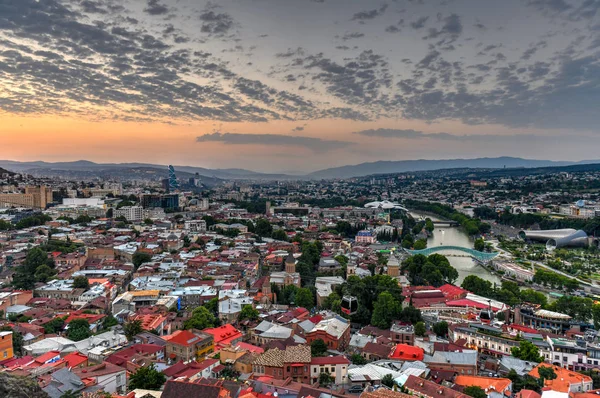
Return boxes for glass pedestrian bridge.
[405,245,499,263]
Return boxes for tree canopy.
[402,253,458,287]
[124,319,143,341]
[67,319,91,342]
[311,339,328,357]
[238,305,259,322]
[129,364,166,390]
[464,386,487,398]
[12,247,56,290]
[511,340,544,363]
[183,306,218,330]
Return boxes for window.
[555,355,560,360]
[2,351,6,358]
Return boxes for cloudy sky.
[1,0,600,173]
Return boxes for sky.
[1,0,600,173]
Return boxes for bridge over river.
[405,245,499,263]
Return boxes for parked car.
[348,385,364,394]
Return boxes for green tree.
[464,386,487,398]
[132,251,152,270]
[72,276,89,290]
[461,275,492,297]
[295,287,314,309]
[13,247,55,289]
[59,391,81,398]
[128,364,167,390]
[350,353,368,365]
[425,218,434,233]
[102,315,118,329]
[271,229,288,241]
[413,239,427,250]
[67,319,91,341]
[255,219,273,237]
[520,289,547,307]
[0,220,13,231]
[414,321,426,337]
[371,291,401,329]
[319,372,335,387]
[322,292,341,311]
[398,306,423,324]
[124,319,143,341]
[34,264,56,283]
[537,366,557,387]
[203,297,219,314]
[381,374,395,388]
[183,306,217,330]
[311,339,328,357]
[238,305,259,322]
[433,321,449,337]
[511,340,544,362]
[474,238,485,252]
[44,317,66,334]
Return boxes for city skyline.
[2,0,600,172]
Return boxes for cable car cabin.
[341,296,358,315]
[479,309,493,324]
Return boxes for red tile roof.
[164,330,204,347]
[311,355,350,365]
[63,352,88,368]
[204,324,243,346]
[388,344,424,361]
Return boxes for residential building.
[164,330,214,362]
[0,331,13,361]
[184,220,207,233]
[355,230,376,244]
[390,323,415,345]
[423,350,478,375]
[114,206,143,222]
[310,355,350,385]
[252,345,312,382]
[528,364,593,393]
[454,376,512,398]
[162,378,231,398]
[73,362,127,395]
[402,374,469,398]
[305,316,351,351]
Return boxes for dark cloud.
[521,41,547,60]
[144,0,170,16]
[352,4,388,21]
[198,3,235,37]
[424,14,463,39]
[352,128,552,142]
[341,32,365,41]
[527,0,600,20]
[196,132,352,152]
[410,16,429,29]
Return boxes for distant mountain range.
[306,157,600,179]
[1,157,599,181]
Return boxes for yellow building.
[0,331,14,361]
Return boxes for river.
[410,212,503,286]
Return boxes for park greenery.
[402,253,459,287]
[405,199,491,236]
